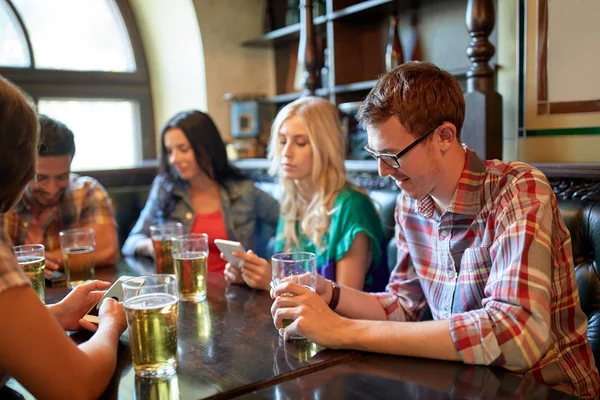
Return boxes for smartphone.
[83,275,133,324]
[45,270,66,287]
[214,239,246,269]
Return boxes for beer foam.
[125,293,178,310]
[17,256,45,265]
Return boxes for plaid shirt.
[377,148,599,398]
[0,226,30,386]
[1,174,117,251]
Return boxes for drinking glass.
[123,275,179,377]
[13,244,46,303]
[271,252,317,340]
[59,228,95,288]
[150,222,184,274]
[171,233,209,302]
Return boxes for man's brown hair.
[0,76,39,213]
[357,61,465,139]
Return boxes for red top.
[190,209,228,274]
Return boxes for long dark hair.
[159,110,246,187]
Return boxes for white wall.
[129,0,207,145]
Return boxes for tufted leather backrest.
[558,200,600,364]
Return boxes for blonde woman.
[224,96,389,292]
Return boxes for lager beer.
[149,222,183,274]
[17,256,45,303]
[271,252,317,340]
[125,293,178,377]
[173,252,207,302]
[62,246,95,288]
[152,238,175,274]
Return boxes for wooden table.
[7,257,580,399]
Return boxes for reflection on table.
[6,256,580,399]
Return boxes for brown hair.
[0,76,39,213]
[357,61,465,139]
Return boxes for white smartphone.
[83,275,133,324]
[214,239,246,269]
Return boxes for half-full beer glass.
[13,244,46,303]
[171,233,208,302]
[271,252,317,340]
[123,275,178,377]
[150,222,184,274]
[59,228,95,288]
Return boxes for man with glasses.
[271,61,599,398]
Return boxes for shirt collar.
[417,145,486,218]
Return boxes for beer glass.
[171,233,208,302]
[13,244,46,303]
[135,373,180,400]
[123,275,178,377]
[59,228,95,288]
[150,222,183,274]
[271,252,317,340]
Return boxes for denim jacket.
[122,174,279,257]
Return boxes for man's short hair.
[357,61,466,139]
[38,114,76,158]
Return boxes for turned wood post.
[299,0,318,96]
[462,0,503,160]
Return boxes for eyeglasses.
[364,124,440,169]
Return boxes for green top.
[274,186,389,292]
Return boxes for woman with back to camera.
[122,110,280,274]
[225,96,390,292]
[0,76,127,399]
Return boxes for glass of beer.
[123,274,178,377]
[150,222,183,274]
[59,228,95,288]
[271,252,317,340]
[13,244,46,303]
[171,233,208,302]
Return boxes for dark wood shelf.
[242,15,328,47]
[264,88,329,104]
[330,0,394,23]
[332,79,379,94]
[331,67,470,95]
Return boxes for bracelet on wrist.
[327,279,341,310]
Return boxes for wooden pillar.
[462,0,503,160]
[299,0,318,96]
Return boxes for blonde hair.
[268,96,350,251]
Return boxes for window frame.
[0,0,156,166]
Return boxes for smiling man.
[1,115,118,272]
[270,62,600,398]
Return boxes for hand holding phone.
[83,275,133,324]
[215,239,246,269]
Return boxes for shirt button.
[22,222,29,227]
[185,212,193,220]
[440,229,449,238]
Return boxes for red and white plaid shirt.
[377,147,600,398]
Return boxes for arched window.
[0,0,154,171]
